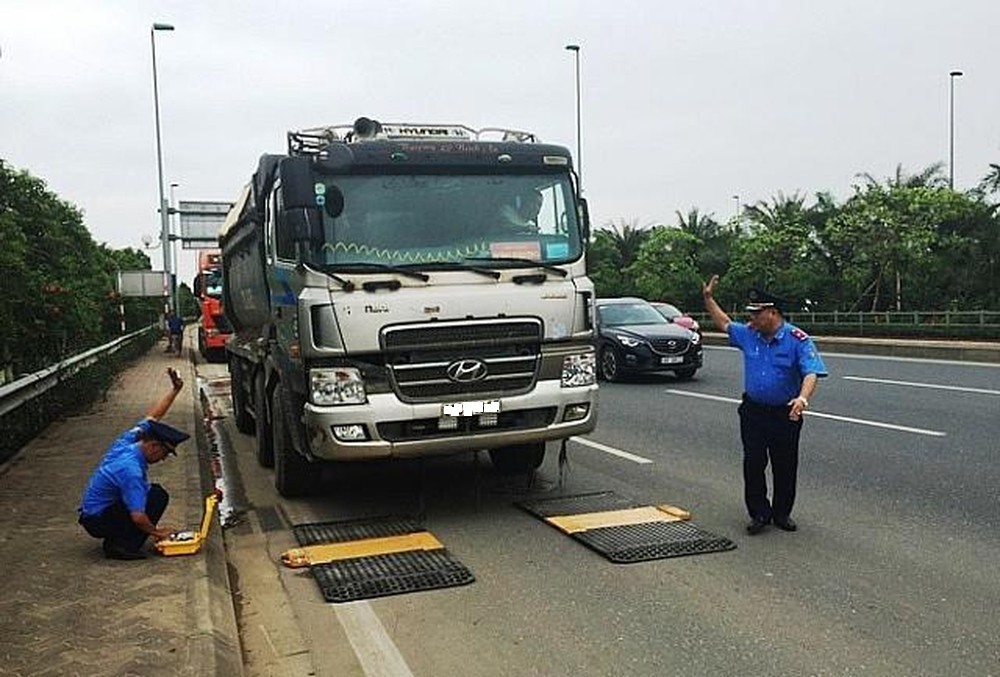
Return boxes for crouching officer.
[78,368,187,559]
[703,277,828,535]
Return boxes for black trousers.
[79,484,169,552]
[738,397,803,522]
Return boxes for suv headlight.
[562,352,596,387]
[690,332,701,345]
[616,335,644,349]
[310,367,367,405]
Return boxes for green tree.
[0,159,152,374]
[630,226,704,308]
[587,219,651,296]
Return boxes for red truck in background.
[193,250,232,362]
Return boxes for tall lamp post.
[169,182,179,299]
[565,44,582,193]
[948,70,963,190]
[151,22,174,312]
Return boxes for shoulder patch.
[790,327,810,341]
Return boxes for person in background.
[166,311,184,354]
[702,276,828,535]
[78,368,187,559]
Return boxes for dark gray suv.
[594,297,703,381]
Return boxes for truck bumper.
[302,380,598,461]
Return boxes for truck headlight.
[310,367,367,405]
[562,352,596,387]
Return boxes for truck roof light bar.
[288,117,540,155]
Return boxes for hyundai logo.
[446,359,489,383]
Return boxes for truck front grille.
[382,319,542,403]
[377,407,557,442]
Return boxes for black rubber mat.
[292,517,475,603]
[519,492,736,564]
[519,491,640,517]
[294,516,423,547]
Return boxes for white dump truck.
[220,117,598,496]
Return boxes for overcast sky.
[1,1,997,286]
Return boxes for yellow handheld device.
[155,493,219,557]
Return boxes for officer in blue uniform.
[79,368,188,559]
[703,276,828,534]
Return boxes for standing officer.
[702,276,828,534]
[78,368,187,559]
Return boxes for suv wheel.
[600,346,623,382]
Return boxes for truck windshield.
[203,269,223,298]
[311,174,582,267]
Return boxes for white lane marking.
[335,602,416,677]
[843,375,1000,396]
[569,436,654,464]
[664,389,947,437]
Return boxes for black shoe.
[746,518,769,535]
[103,542,147,560]
[774,517,797,532]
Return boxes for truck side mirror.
[279,157,315,209]
[578,197,591,242]
[277,157,323,245]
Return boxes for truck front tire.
[272,384,319,497]
[489,442,546,474]
[254,371,274,468]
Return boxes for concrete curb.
[187,353,245,676]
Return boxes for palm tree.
[674,208,721,241]
[601,218,650,269]
[743,192,807,230]
[978,164,1000,196]
[857,162,947,189]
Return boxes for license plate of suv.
[660,356,683,365]
[442,400,501,417]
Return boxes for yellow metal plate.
[282,531,445,568]
[545,505,690,534]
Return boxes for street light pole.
[565,44,582,193]
[948,70,963,190]
[151,22,174,312]
[169,182,179,296]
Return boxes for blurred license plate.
[442,400,501,417]
[660,356,683,365]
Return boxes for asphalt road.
[199,347,1000,677]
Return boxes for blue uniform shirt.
[79,419,153,517]
[728,321,828,406]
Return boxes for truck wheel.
[254,371,274,468]
[600,346,623,382]
[489,443,546,474]
[272,384,318,497]
[230,362,254,434]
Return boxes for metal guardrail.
[689,310,1000,340]
[0,326,155,419]
[691,310,1000,327]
